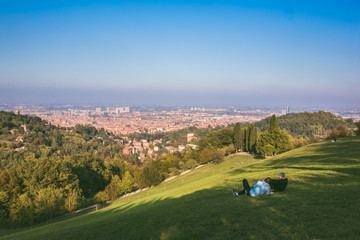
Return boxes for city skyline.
[1,1,359,107]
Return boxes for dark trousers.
[238,179,251,196]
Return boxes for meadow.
[1,136,359,239]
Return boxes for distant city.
[1,104,359,136]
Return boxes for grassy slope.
[1,137,360,240]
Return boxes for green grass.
[1,136,360,239]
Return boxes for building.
[116,107,130,114]
[8,129,19,135]
[187,133,197,143]
[186,144,198,149]
[21,125,29,133]
[16,136,25,142]
[123,147,137,155]
[165,146,176,153]
[178,145,185,151]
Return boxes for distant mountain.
[254,111,354,137]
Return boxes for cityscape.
[2,104,360,136]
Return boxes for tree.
[200,148,212,164]
[257,144,275,158]
[244,127,249,152]
[120,171,134,194]
[233,122,243,152]
[0,191,9,224]
[256,130,292,157]
[9,193,34,226]
[136,161,163,188]
[211,150,224,164]
[64,190,82,212]
[256,117,292,157]
[248,124,257,152]
[185,159,197,169]
[355,121,360,136]
[34,187,65,220]
[329,125,350,140]
[105,175,123,200]
[269,114,280,132]
[199,128,233,150]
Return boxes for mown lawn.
[1,136,360,239]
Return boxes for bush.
[169,167,180,176]
[185,159,197,169]
[211,150,224,165]
[328,125,351,140]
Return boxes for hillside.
[254,111,354,137]
[1,136,359,239]
[0,111,233,227]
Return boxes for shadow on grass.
[228,137,360,179]
[3,174,360,240]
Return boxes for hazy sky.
[1,0,359,107]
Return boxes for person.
[269,172,288,192]
[232,178,271,197]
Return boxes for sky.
[0,0,359,107]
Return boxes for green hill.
[254,111,355,137]
[1,136,360,239]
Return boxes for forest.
[0,111,357,227]
[254,111,354,137]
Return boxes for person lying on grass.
[232,172,288,197]
[269,172,288,192]
[232,178,272,197]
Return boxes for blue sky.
[0,0,359,106]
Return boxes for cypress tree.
[269,114,280,132]
[249,124,257,152]
[233,122,243,152]
[244,126,250,152]
[242,128,246,152]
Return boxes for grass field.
[1,136,360,239]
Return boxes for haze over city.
[1,1,359,107]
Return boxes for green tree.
[64,190,82,212]
[269,114,280,132]
[233,122,243,152]
[258,144,275,158]
[9,193,34,226]
[120,171,134,194]
[256,130,292,156]
[248,124,257,152]
[256,115,292,157]
[211,150,224,164]
[329,125,350,140]
[355,121,360,136]
[34,187,65,221]
[200,148,212,164]
[0,191,9,224]
[185,159,197,169]
[244,127,250,152]
[199,128,233,150]
[136,161,163,188]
